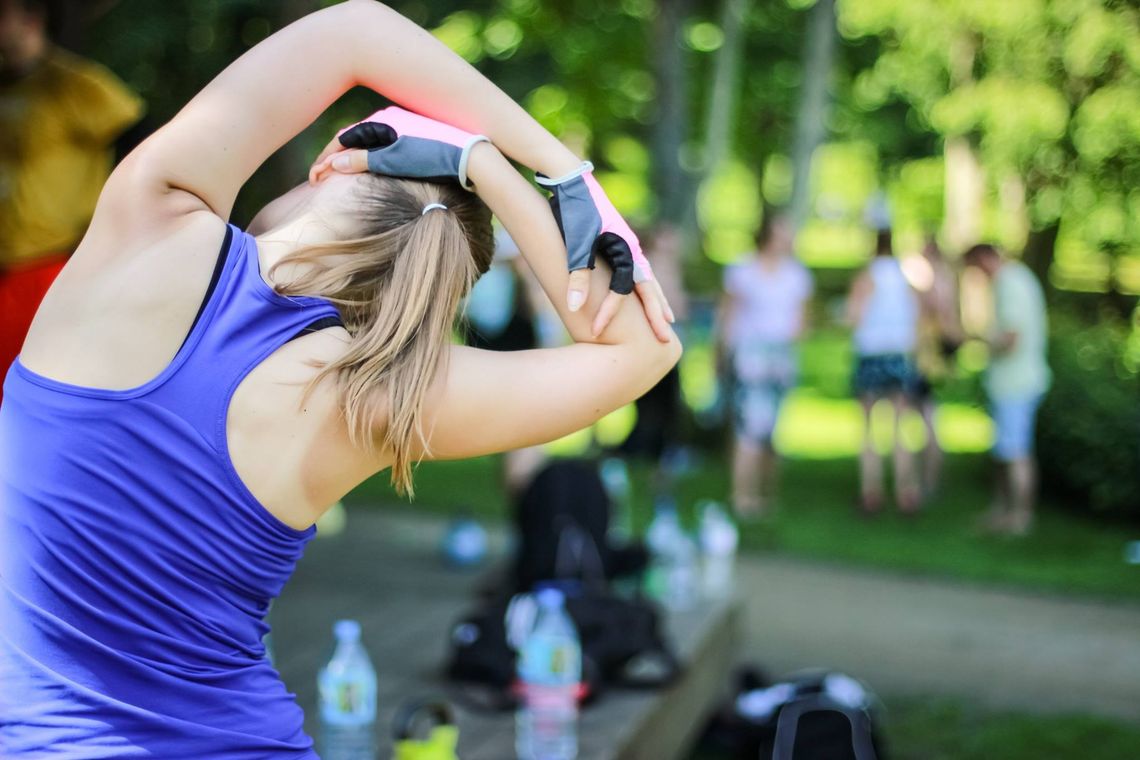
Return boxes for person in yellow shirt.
[0,0,143,399]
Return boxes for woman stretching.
[0,2,680,756]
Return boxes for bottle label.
[319,676,377,725]
[521,639,581,684]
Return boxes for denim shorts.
[991,395,1043,461]
[731,342,796,445]
[852,353,920,398]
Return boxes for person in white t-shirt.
[846,229,922,514]
[963,243,1050,535]
[718,214,813,518]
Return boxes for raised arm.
[414,144,681,460]
[111,0,581,222]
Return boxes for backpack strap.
[772,694,878,760]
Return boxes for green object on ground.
[393,724,459,760]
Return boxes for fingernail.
[332,154,352,172]
[568,290,585,312]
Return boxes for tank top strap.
[151,225,341,440]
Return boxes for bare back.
[20,210,380,530]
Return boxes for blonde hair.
[271,175,493,496]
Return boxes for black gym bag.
[445,459,679,708]
[700,667,887,760]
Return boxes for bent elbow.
[647,332,683,385]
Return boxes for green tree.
[837,0,1140,297]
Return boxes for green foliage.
[1037,313,1140,517]
[836,0,1140,291]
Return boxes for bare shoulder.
[22,210,230,388]
[75,142,216,268]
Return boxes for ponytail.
[271,176,493,496]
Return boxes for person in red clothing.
[0,0,143,400]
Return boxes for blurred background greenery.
[70,0,1139,520]
[50,2,1140,754]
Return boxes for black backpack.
[446,459,677,707]
[512,458,647,590]
[701,667,887,760]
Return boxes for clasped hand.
[309,106,674,342]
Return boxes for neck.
[254,212,344,287]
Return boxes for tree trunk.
[651,0,692,225]
[677,0,750,255]
[942,137,985,254]
[1022,221,1059,294]
[941,33,983,255]
[788,0,836,231]
[700,0,749,173]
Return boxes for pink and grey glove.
[535,161,653,295]
[337,106,490,190]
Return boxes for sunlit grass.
[774,391,993,457]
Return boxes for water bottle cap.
[333,619,361,641]
[536,588,564,608]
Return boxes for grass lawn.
[350,448,1140,602]
[878,697,1140,760]
[349,326,1140,602]
[688,695,1140,759]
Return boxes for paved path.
[298,507,1140,725]
[734,554,1140,722]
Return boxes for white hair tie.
[422,203,448,215]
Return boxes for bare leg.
[921,399,943,497]
[892,394,920,512]
[859,396,883,512]
[760,442,780,508]
[1007,456,1037,535]
[732,436,765,518]
[976,459,1012,533]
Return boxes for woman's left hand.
[311,112,675,342]
[308,106,489,189]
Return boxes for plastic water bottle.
[645,497,699,610]
[318,620,377,760]
[516,588,581,760]
[665,530,700,611]
[646,496,681,557]
[645,496,678,601]
[599,457,634,544]
[699,500,739,598]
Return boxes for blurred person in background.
[620,223,690,485]
[913,234,964,497]
[718,213,812,519]
[846,228,922,514]
[963,243,1050,536]
[0,0,143,402]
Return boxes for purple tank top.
[0,225,340,758]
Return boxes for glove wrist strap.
[458,134,492,191]
[535,160,594,188]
